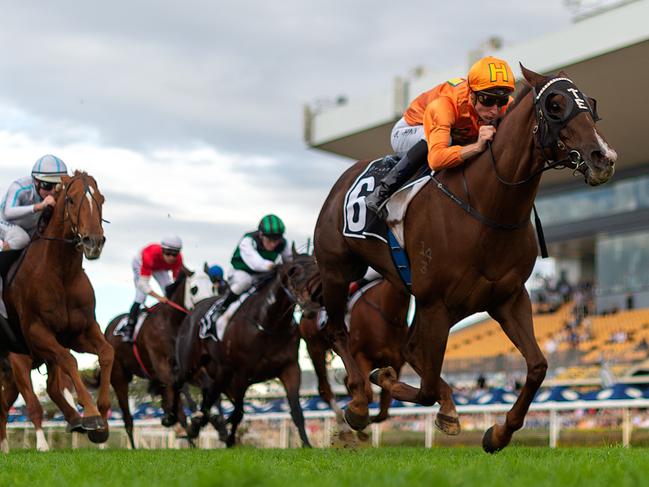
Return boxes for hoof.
[482,426,502,454]
[82,415,104,431]
[161,413,177,427]
[435,412,461,436]
[368,368,381,386]
[356,430,370,442]
[66,417,86,434]
[187,419,202,440]
[209,415,228,443]
[368,367,397,388]
[88,428,110,444]
[343,407,369,431]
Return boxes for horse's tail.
[81,367,101,390]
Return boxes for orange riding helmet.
[467,56,516,96]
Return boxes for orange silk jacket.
[403,78,509,170]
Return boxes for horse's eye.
[191,286,198,295]
[550,101,561,112]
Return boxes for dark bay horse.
[0,354,80,452]
[299,278,412,429]
[3,171,113,444]
[174,247,322,447]
[314,66,616,452]
[104,267,215,448]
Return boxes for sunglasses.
[37,180,56,191]
[476,92,509,108]
[162,250,179,257]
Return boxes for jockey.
[122,236,184,343]
[0,155,68,251]
[218,214,292,314]
[206,263,227,294]
[366,56,516,218]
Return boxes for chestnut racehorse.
[299,278,411,428]
[104,266,215,448]
[3,171,112,444]
[314,66,616,452]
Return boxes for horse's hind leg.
[0,368,18,453]
[482,289,547,453]
[371,301,451,407]
[226,381,248,448]
[279,361,311,448]
[8,354,50,451]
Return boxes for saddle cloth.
[198,288,254,342]
[342,156,431,247]
[315,278,383,332]
[113,312,148,338]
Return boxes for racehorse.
[173,246,322,447]
[3,171,112,444]
[0,354,79,452]
[103,266,216,449]
[299,278,412,429]
[313,66,616,452]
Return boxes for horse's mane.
[506,82,532,115]
[164,269,188,298]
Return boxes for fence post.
[371,422,381,447]
[280,418,289,448]
[425,413,434,448]
[622,408,631,447]
[323,417,331,447]
[549,409,559,448]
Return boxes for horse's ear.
[203,262,209,274]
[183,265,194,277]
[291,241,298,258]
[519,63,546,88]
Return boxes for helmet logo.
[489,63,510,83]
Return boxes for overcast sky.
[0,1,576,378]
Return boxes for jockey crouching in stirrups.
[218,214,292,314]
[0,155,68,321]
[122,236,184,343]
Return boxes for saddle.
[199,272,276,341]
[0,249,30,355]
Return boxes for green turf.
[1,447,648,487]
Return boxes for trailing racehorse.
[313,66,616,452]
[299,278,411,429]
[3,171,112,443]
[103,266,215,449]
[174,247,322,447]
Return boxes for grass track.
[1,447,648,487]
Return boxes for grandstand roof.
[304,0,649,190]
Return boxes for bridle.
[35,174,107,246]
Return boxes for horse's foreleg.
[45,364,83,433]
[322,278,369,430]
[226,382,247,448]
[304,335,342,423]
[9,355,48,451]
[111,365,136,449]
[279,361,311,448]
[483,289,547,453]
[29,324,102,426]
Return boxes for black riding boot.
[122,302,141,343]
[217,289,240,315]
[365,140,428,219]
